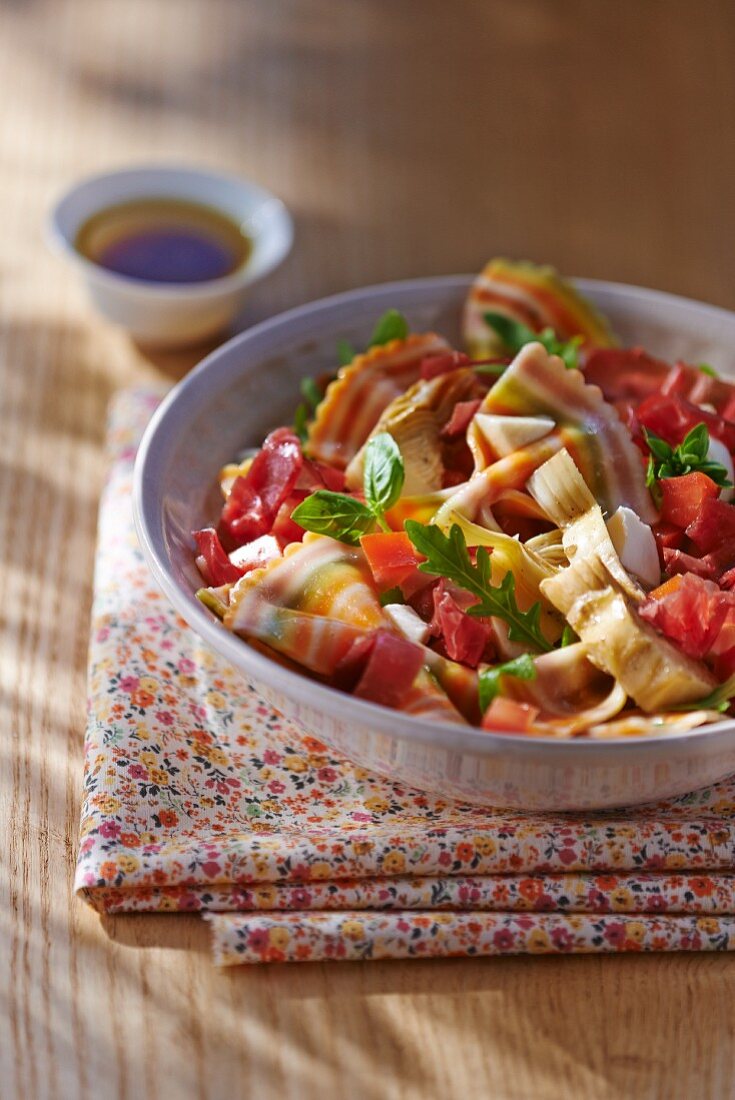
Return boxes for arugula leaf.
[643,424,733,491]
[674,674,735,714]
[370,309,409,347]
[483,311,583,370]
[560,624,578,648]
[478,654,536,712]
[300,376,323,408]
[291,491,375,546]
[293,402,309,445]
[293,375,327,443]
[363,433,405,523]
[698,363,718,377]
[404,520,552,652]
[337,338,356,366]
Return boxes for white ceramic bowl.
[48,164,293,346]
[134,275,735,810]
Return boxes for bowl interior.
[135,275,735,751]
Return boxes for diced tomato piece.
[721,567,735,590]
[360,531,424,590]
[441,399,482,439]
[652,521,686,566]
[640,573,735,659]
[271,490,309,544]
[653,521,686,550]
[685,497,735,554]
[648,574,684,601]
[193,528,245,585]
[352,630,424,708]
[659,472,720,529]
[430,579,491,668]
[658,362,693,398]
[637,393,735,452]
[420,351,470,380]
[583,346,671,403]
[219,428,303,547]
[482,697,540,733]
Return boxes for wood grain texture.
[1,2,735,1097]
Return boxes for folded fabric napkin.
[75,389,735,965]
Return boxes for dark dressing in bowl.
[75,198,252,284]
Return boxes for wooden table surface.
[2,2,735,1097]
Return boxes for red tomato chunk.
[482,698,539,733]
[658,472,719,529]
[360,531,425,590]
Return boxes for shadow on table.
[99,907,732,1097]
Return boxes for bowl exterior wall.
[134,275,735,809]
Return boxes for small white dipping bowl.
[48,164,293,347]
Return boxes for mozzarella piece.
[606,506,661,589]
[473,413,555,457]
[229,534,283,569]
[607,508,664,594]
[383,603,431,645]
[706,436,735,502]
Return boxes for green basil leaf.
[478,653,536,713]
[363,433,405,517]
[483,311,538,352]
[293,402,309,444]
[337,338,356,367]
[642,428,673,463]
[681,423,709,462]
[291,491,376,546]
[379,586,405,607]
[300,376,323,410]
[370,309,409,347]
[560,624,578,648]
[483,312,582,369]
[698,363,718,377]
[644,422,731,489]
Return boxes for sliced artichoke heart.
[345,367,479,495]
[527,448,644,603]
[541,560,717,712]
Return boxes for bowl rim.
[46,161,294,299]
[133,273,734,759]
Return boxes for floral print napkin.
[75,389,735,965]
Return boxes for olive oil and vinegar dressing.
[75,198,252,283]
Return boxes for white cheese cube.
[706,436,734,502]
[383,603,431,646]
[606,506,661,588]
